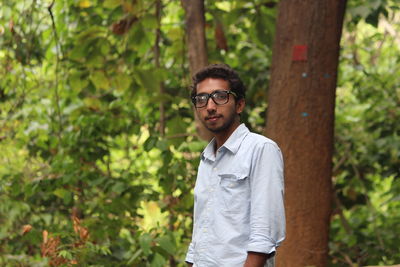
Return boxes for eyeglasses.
[191,90,237,108]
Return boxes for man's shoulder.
[244,131,279,148]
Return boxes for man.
[185,64,285,267]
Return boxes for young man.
[185,64,285,267]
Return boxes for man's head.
[191,63,246,100]
[191,64,246,136]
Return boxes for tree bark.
[181,0,213,141]
[181,0,208,75]
[265,1,347,266]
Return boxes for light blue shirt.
[186,124,285,267]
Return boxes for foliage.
[330,5,400,266]
[0,0,399,266]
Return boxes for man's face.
[195,78,244,134]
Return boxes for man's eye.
[214,93,227,99]
[197,95,208,101]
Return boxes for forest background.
[0,0,399,266]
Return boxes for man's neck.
[214,121,241,152]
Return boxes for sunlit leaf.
[79,0,92,8]
[104,0,122,9]
[69,73,89,92]
[112,73,132,92]
[90,71,110,90]
[83,97,102,110]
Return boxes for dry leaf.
[111,16,138,35]
[21,224,32,235]
[42,230,48,243]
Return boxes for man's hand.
[244,251,274,267]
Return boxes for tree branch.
[155,0,165,136]
[48,0,63,140]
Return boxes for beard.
[203,110,237,133]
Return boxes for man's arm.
[247,142,285,257]
[244,252,275,267]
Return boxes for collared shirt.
[186,124,285,267]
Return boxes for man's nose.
[206,97,217,111]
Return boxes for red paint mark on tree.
[292,45,308,61]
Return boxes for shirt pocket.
[218,172,249,213]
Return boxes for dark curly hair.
[191,63,246,101]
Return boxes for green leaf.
[84,97,102,110]
[99,39,111,56]
[156,235,176,255]
[144,136,158,152]
[58,250,73,260]
[134,68,160,92]
[127,248,142,264]
[166,115,187,147]
[142,15,158,29]
[139,233,152,256]
[53,188,72,204]
[87,53,105,68]
[350,5,371,18]
[76,26,105,42]
[69,72,89,92]
[150,253,166,267]
[103,0,122,9]
[69,43,89,61]
[53,188,67,199]
[90,70,110,90]
[156,140,168,151]
[112,73,132,92]
[111,181,126,195]
[119,228,135,244]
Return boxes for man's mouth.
[206,115,222,121]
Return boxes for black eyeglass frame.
[191,90,238,108]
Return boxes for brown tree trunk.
[265,1,347,266]
[181,0,213,141]
[181,0,208,75]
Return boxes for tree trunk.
[265,1,347,266]
[181,0,208,75]
[181,0,213,141]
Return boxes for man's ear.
[236,98,245,114]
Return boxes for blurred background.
[0,0,399,266]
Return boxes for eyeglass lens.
[194,91,229,107]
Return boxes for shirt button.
[213,167,217,171]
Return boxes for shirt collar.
[201,123,249,161]
[222,123,249,154]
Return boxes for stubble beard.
[204,111,237,134]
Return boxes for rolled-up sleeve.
[247,142,285,254]
[185,241,194,263]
